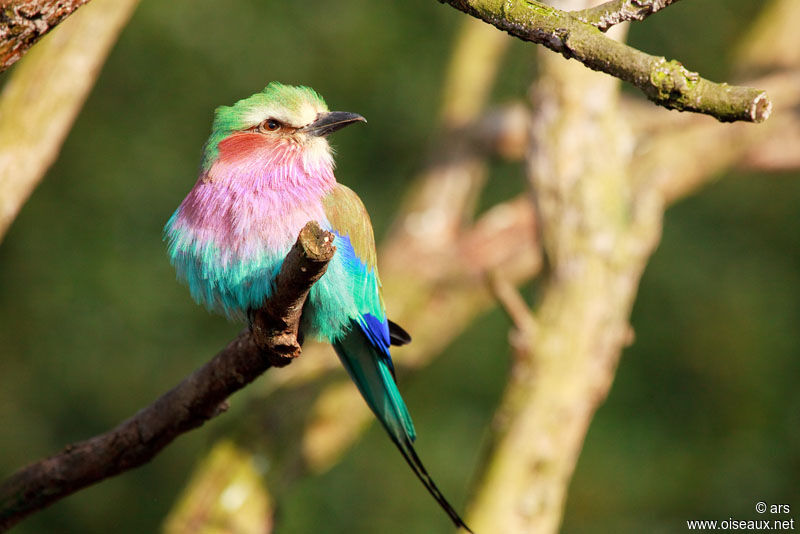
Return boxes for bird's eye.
[258,119,281,133]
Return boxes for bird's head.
[200,82,365,178]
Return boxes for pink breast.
[172,134,336,263]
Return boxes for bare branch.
[438,0,772,122]
[250,222,336,364]
[0,0,92,72]
[571,0,681,32]
[0,222,334,531]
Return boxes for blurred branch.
[733,0,800,75]
[432,63,800,177]
[164,441,273,534]
[463,71,800,203]
[488,272,537,355]
[452,102,530,161]
[488,272,536,338]
[572,0,680,32]
[0,0,91,72]
[0,222,334,531]
[739,121,800,172]
[439,0,772,122]
[0,0,138,243]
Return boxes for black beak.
[301,111,366,137]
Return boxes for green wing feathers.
[333,326,416,442]
[322,184,379,271]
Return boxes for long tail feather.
[391,431,473,532]
[333,324,472,532]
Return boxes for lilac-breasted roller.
[165,82,470,531]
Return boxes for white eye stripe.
[244,101,325,130]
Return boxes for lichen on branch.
[439,0,771,123]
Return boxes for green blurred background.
[1,0,797,532]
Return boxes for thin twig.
[488,271,537,357]
[571,0,681,32]
[0,221,335,532]
[488,271,537,338]
[438,0,771,122]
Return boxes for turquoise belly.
[168,230,381,343]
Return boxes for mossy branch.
[439,0,771,123]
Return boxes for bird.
[165,82,471,531]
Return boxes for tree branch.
[0,221,334,532]
[571,0,680,32]
[438,0,772,122]
[0,0,92,72]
